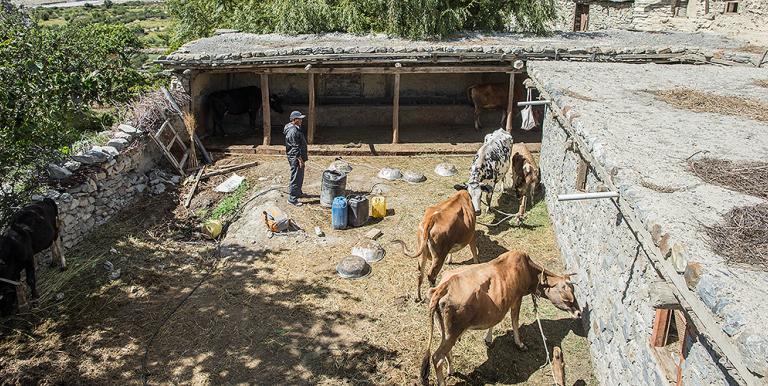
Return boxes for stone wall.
[538,111,729,384]
[38,124,171,249]
[554,0,634,31]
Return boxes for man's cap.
[289,111,306,119]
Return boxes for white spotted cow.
[454,128,513,214]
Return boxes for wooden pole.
[505,72,515,133]
[260,74,271,146]
[392,73,401,144]
[308,73,316,144]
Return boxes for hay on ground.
[735,44,767,54]
[653,88,768,123]
[705,204,768,270]
[755,79,768,89]
[689,157,768,199]
[564,89,597,102]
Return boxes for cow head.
[269,94,285,113]
[539,272,581,319]
[454,183,492,215]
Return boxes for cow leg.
[474,106,481,131]
[485,189,495,214]
[25,260,38,301]
[509,297,527,350]
[469,234,479,264]
[484,326,494,347]
[433,335,458,386]
[500,109,507,128]
[416,255,428,302]
[446,253,453,265]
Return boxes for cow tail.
[390,239,422,258]
[392,217,435,259]
[420,288,442,385]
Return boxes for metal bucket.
[321,170,347,207]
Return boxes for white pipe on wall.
[557,191,620,201]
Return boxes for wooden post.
[308,73,316,144]
[392,73,401,144]
[260,74,271,146]
[505,72,515,133]
[651,309,672,347]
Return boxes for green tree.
[166,0,557,46]
[0,1,148,224]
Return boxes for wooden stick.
[505,72,515,133]
[184,166,206,208]
[392,73,400,144]
[201,161,258,180]
[308,73,316,144]
[261,74,271,146]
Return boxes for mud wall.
[538,111,729,384]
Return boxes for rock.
[151,183,166,195]
[87,149,111,163]
[109,268,121,281]
[64,160,81,171]
[118,124,140,135]
[670,242,687,273]
[365,228,383,240]
[314,226,325,237]
[98,146,119,157]
[738,330,768,376]
[106,138,129,151]
[684,262,703,289]
[56,292,64,301]
[135,184,147,193]
[47,163,72,180]
[72,153,99,165]
[113,131,133,141]
[103,260,114,271]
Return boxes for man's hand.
[298,159,305,169]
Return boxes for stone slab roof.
[527,60,768,379]
[158,30,762,69]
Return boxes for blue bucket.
[331,196,348,230]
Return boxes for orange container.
[370,196,387,218]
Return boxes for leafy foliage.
[0,1,149,224]
[166,0,557,47]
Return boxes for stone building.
[554,0,768,39]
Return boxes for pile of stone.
[36,123,167,249]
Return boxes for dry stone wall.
[36,124,174,250]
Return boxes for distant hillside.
[12,0,162,8]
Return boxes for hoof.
[484,339,495,348]
[59,265,69,272]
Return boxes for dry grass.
[126,88,190,133]
[0,155,596,385]
[755,79,768,89]
[653,88,768,123]
[705,204,768,270]
[688,157,768,199]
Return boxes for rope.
[532,295,558,386]
[476,207,520,227]
[0,277,21,286]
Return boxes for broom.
[183,112,199,169]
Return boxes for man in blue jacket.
[284,111,308,206]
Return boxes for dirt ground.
[0,155,595,385]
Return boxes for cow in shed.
[207,86,284,137]
[420,250,580,386]
[391,189,479,302]
[0,198,66,316]
[455,128,513,214]
[509,142,540,223]
[467,75,543,131]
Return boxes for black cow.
[0,198,65,315]
[208,86,284,137]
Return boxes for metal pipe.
[517,100,551,107]
[558,191,619,201]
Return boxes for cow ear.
[453,184,467,191]
[564,273,576,283]
[523,164,532,175]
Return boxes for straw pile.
[127,88,190,133]
[689,157,768,199]
[705,204,768,270]
[653,88,768,123]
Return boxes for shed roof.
[157,30,760,70]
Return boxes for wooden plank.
[308,72,316,144]
[260,74,271,146]
[193,133,213,164]
[575,158,588,191]
[651,309,672,347]
[392,73,401,144]
[184,166,206,208]
[533,76,758,385]
[201,161,259,180]
[505,72,515,132]
[190,66,517,75]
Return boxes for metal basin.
[378,167,402,181]
[351,240,386,263]
[336,255,372,279]
[434,163,458,177]
[403,170,426,184]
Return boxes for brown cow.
[509,142,540,222]
[420,250,580,386]
[467,75,543,131]
[553,346,566,386]
[392,189,479,302]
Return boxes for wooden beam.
[260,74,271,146]
[532,75,759,385]
[575,158,588,191]
[308,73,316,144]
[392,73,400,144]
[651,309,672,347]
[505,72,515,132]
[184,166,206,208]
[199,66,517,75]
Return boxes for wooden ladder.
[151,119,190,177]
